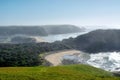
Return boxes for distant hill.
[10,36,37,43]
[0,25,84,36]
[61,29,120,53]
[42,25,84,34]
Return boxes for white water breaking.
[62,52,120,72]
[87,52,120,71]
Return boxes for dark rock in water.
[113,72,120,77]
[115,68,120,70]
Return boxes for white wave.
[87,52,120,71]
[63,52,120,72]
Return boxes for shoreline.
[44,49,81,66]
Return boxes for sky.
[0,0,120,27]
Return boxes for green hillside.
[0,64,119,80]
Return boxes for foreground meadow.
[0,64,120,80]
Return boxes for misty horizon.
[0,25,120,30]
[1,0,120,27]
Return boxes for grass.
[0,64,120,80]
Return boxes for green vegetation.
[0,43,71,66]
[61,29,120,53]
[0,64,119,80]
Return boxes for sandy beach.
[45,50,81,66]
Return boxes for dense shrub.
[0,43,71,66]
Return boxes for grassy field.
[0,64,120,80]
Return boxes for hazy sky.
[0,0,120,27]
